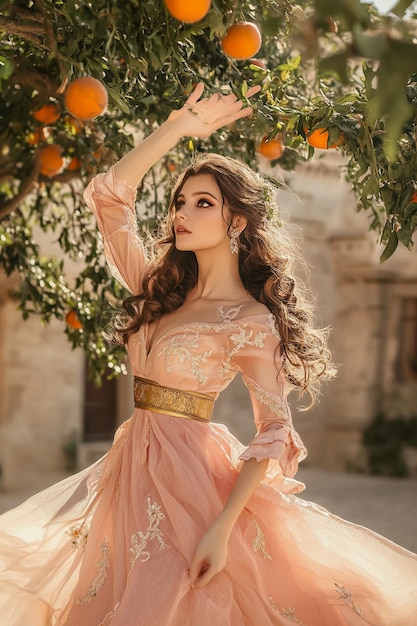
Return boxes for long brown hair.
[114,153,336,403]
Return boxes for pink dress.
[0,169,416,626]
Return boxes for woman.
[0,84,417,626]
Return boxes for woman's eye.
[197,198,213,208]
[174,201,184,212]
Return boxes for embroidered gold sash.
[133,376,213,423]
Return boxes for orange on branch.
[65,77,108,121]
[32,102,61,124]
[67,155,81,171]
[411,190,417,203]
[221,22,262,60]
[39,144,64,177]
[65,310,83,330]
[164,0,211,23]
[26,127,47,145]
[259,136,285,160]
[306,127,341,149]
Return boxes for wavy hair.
[113,153,336,404]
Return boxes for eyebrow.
[177,191,219,201]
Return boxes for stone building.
[0,151,416,491]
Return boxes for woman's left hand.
[189,522,230,589]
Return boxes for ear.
[232,215,247,233]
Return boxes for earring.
[229,230,240,255]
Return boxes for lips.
[176,226,191,234]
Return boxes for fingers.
[189,554,205,583]
[246,84,262,98]
[192,565,217,589]
[186,82,205,106]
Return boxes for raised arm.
[84,83,260,293]
[113,82,260,188]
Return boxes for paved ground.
[0,467,416,554]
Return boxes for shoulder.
[237,300,271,318]
[231,301,281,341]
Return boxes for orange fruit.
[65,310,83,330]
[221,22,262,60]
[32,102,61,124]
[164,0,211,23]
[411,190,417,203]
[306,127,341,149]
[26,127,47,145]
[67,155,81,171]
[259,136,285,160]
[65,77,108,121]
[39,144,64,177]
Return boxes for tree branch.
[0,156,41,221]
[35,0,68,93]
[0,16,49,49]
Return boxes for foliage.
[0,0,416,380]
[362,412,417,477]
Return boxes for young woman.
[0,84,416,626]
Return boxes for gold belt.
[133,377,213,423]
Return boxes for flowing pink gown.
[0,168,416,626]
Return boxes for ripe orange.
[65,77,108,121]
[259,136,285,160]
[39,144,64,177]
[67,155,81,171]
[221,22,262,60]
[306,127,341,149]
[26,127,47,145]
[65,310,83,330]
[411,190,417,203]
[32,102,61,124]
[164,0,211,22]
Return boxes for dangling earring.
[229,229,240,255]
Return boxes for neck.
[188,248,247,302]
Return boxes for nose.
[176,206,189,220]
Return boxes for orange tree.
[0,0,416,381]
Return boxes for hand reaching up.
[169,82,261,138]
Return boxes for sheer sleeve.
[231,316,307,486]
[83,168,150,294]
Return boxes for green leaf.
[319,51,350,84]
[380,229,398,262]
[391,0,416,17]
[106,86,131,114]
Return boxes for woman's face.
[172,174,232,254]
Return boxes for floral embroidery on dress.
[268,596,305,624]
[335,583,369,621]
[244,378,288,418]
[158,335,212,385]
[122,205,143,251]
[106,258,131,291]
[98,602,120,626]
[129,498,167,572]
[220,325,267,377]
[76,539,111,606]
[66,521,90,550]
[249,512,272,560]
[268,312,281,339]
[217,304,243,322]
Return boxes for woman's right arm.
[84,83,260,293]
[113,82,260,188]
